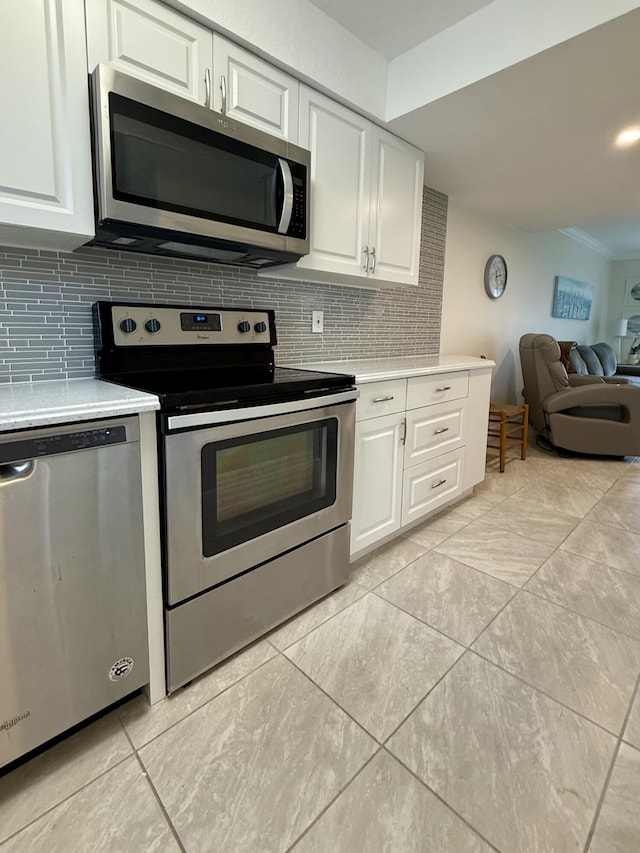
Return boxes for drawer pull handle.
[436,385,452,392]
[431,478,447,489]
[373,395,394,403]
[433,427,449,435]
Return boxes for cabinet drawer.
[404,401,466,467]
[356,379,407,421]
[406,371,469,409]
[401,448,464,527]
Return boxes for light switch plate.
[312,310,324,333]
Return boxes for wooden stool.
[487,403,529,473]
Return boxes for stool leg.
[521,404,529,461]
[499,413,507,473]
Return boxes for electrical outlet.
[312,310,324,333]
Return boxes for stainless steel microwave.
[87,65,310,267]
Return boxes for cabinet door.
[368,128,424,286]
[0,0,94,250]
[86,0,212,104]
[402,448,464,527]
[298,86,372,278]
[212,35,298,142]
[351,413,404,557]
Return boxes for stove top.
[94,301,355,412]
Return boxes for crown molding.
[559,228,615,259]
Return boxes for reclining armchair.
[519,334,640,456]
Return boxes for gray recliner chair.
[519,334,640,456]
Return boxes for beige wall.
[440,202,612,404]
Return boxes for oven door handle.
[166,389,359,431]
[276,158,294,235]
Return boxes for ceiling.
[309,1,640,258]
[306,0,494,59]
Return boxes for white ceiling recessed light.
[616,127,640,146]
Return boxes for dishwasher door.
[0,417,149,768]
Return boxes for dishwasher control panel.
[0,426,127,464]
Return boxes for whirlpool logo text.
[0,710,31,731]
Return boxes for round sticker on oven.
[109,657,134,681]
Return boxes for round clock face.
[484,254,508,298]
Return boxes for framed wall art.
[624,278,640,308]
[551,276,593,320]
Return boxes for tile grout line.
[132,751,188,853]
[281,650,385,744]
[558,544,640,581]
[370,583,516,652]
[119,714,187,850]
[521,583,640,644]
[0,752,133,847]
[119,650,278,752]
[582,672,640,853]
[383,742,503,853]
[380,648,472,748]
[468,646,626,739]
[281,747,384,853]
[268,587,367,652]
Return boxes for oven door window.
[201,418,338,557]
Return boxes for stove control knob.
[238,321,251,333]
[119,318,137,334]
[145,318,161,334]
[254,321,267,334]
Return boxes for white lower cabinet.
[351,366,492,559]
[351,413,404,554]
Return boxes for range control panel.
[109,305,273,347]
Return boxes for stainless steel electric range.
[94,301,357,691]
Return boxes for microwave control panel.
[288,161,307,240]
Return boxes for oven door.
[163,399,355,605]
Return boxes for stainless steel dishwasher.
[0,416,149,768]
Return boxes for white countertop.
[0,379,160,432]
[285,354,495,384]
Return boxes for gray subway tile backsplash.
[0,188,446,383]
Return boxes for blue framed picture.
[551,276,593,320]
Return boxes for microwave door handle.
[277,158,294,234]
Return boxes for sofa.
[559,341,640,387]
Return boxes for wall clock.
[484,254,508,299]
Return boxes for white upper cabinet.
[0,0,94,250]
[86,0,212,105]
[298,87,372,277]
[369,128,424,286]
[270,84,425,288]
[212,35,298,142]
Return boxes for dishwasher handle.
[0,460,35,484]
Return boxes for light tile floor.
[2,444,640,852]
